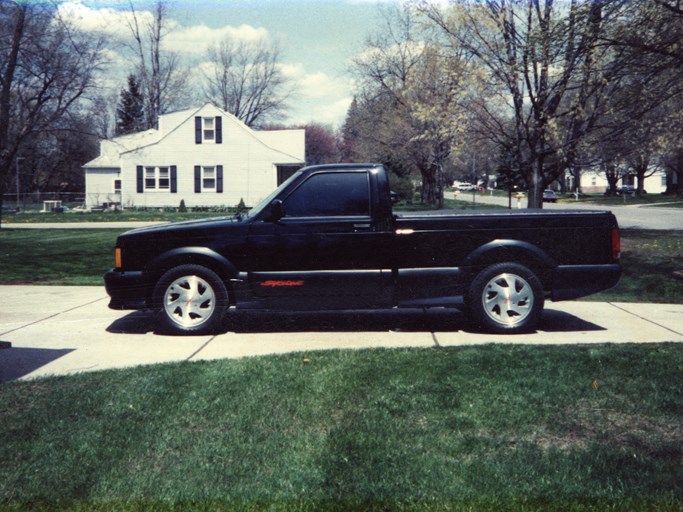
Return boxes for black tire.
[153,264,228,335]
[466,262,544,334]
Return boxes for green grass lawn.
[1,344,682,511]
[2,209,234,223]
[0,229,124,285]
[589,229,683,303]
[558,193,683,207]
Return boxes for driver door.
[246,170,393,309]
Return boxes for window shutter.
[136,166,143,193]
[215,116,222,144]
[195,116,202,144]
[194,165,201,193]
[170,165,177,193]
[217,165,223,193]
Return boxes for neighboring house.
[566,167,667,194]
[83,104,305,209]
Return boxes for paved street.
[464,192,683,230]
[1,285,682,382]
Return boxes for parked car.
[457,183,476,191]
[1,205,20,215]
[616,185,636,195]
[105,163,622,336]
[543,189,558,203]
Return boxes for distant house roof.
[83,104,305,168]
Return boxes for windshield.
[244,169,305,219]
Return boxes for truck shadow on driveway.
[106,307,605,335]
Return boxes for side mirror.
[390,191,400,205]
[268,199,284,222]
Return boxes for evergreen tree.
[115,74,145,136]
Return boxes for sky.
[64,0,398,128]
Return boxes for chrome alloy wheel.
[481,272,535,328]
[163,274,217,329]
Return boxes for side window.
[284,172,370,217]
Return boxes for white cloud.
[315,96,354,126]
[58,2,143,40]
[59,2,355,126]
[281,65,350,99]
[165,24,269,55]
[60,2,269,55]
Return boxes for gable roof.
[83,104,304,168]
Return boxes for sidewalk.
[0,221,165,229]
[1,286,682,382]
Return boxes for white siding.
[84,168,120,208]
[83,104,304,209]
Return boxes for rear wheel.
[153,264,228,335]
[467,263,544,334]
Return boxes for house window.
[114,179,122,194]
[145,167,156,189]
[202,166,216,191]
[158,167,170,189]
[137,165,177,194]
[203,118,215,141]
[194,165,223,193]
[145,166,170,190]
[195,116,222,144]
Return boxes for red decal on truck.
[260,280,305,287]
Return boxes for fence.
[2,192,85,212]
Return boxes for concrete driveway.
[1,285,682,382]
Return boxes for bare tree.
[352,5,470,206]
[126,0,188,129]
[422,0,618,207]
[0,1,104,224]
[202,37,289,127]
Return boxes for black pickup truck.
[105,163,621,335]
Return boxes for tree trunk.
[0,4,26,230]
[526,161,544,209]
[420,167,439,206]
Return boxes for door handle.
[353,223,371,231]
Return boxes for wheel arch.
[464,240,556,289]
[145,247,239,304]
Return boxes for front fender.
[146,247,239,282]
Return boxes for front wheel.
[153,264,228,335]
[466,263,544,334]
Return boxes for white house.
[566,167,667,194]
[83,104,305,209]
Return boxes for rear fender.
[464,239,556,286]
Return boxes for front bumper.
[104,269,149,310]
[551,263,622,301]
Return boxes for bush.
[236,198,247,212]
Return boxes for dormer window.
[195,116,222,144]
